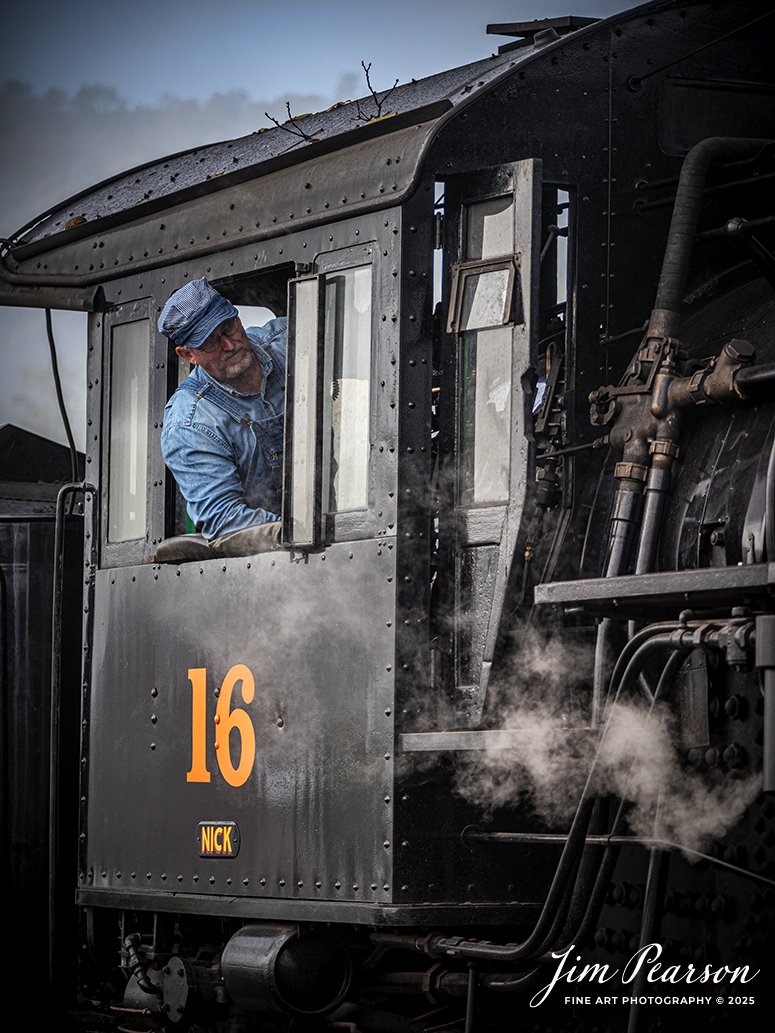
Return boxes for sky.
[0,0,633,451]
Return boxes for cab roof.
[11,16,599,253]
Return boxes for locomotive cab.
[76,140,552,909]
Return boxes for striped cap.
[158,278,238,350]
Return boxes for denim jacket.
[161,318,287,540]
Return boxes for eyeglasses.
[199,316,242,353]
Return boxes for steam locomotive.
[2,2,774,1031]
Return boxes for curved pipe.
[420,795,597,964]
[615,634,686,697]
[609,621,691,699]
[530,841,588,958]
[600,618,692,718]
[648,136,773,338]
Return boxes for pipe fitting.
[699,339,755,402]
[123,933,161,996]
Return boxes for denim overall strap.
[176,376,253,425]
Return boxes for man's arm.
[162,420,278,540]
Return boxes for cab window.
[285,245,375,547]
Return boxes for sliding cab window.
[285,246,374,547]
[101,301,154,566]
[454,196,521,507]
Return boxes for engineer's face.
[177,316,255,382]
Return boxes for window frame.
[100,298,156,568]
[284,273,325,547]
[446,254,521,335]
[441,160,542,527]
[283,242,379,548]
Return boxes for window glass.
[466,196,515,260]
[459,266,513,332]
[458,194,516,505]
[289,277,320,543]
[322,265,372,513]
[556,188,569,306]
[460,326,512,504]
[108,319,149,541]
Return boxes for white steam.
[453,627,760,855]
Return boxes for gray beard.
[221,349,254,380]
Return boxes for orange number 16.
[187,665,256,787]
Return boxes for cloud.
[0,77,354,234]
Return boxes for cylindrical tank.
[220,922,352,1017]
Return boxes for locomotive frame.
[2,2,775,1031]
